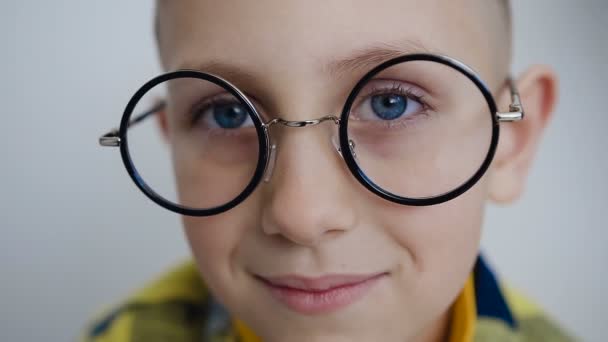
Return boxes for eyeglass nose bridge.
[261,114,348,183]
[263,115,341,128]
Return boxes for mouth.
[255,272,388,315]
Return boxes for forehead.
[158,0,499,86]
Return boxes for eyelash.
[352,81,433,129]
[188,95,230,127]
[366,82,429,108]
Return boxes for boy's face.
[157,1,511,341]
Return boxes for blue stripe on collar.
[474,255,517,329]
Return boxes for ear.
[488,65,559,204]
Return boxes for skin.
[154,1,558,341]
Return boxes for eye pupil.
[371,94,408,120]
[213,103,248,128]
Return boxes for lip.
[256,272,388,315]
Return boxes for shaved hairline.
[153,0,512,72]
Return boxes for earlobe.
[488,65,559,204]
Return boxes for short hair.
[154,1,512,64]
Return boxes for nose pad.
[349,140,357,160]
[331,135,343,158]
[331,135,357,160]
[263,143,278,183]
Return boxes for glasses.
[99,54,524,216]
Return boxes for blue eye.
[354,85,425,124]
[371,94,408,120]
[213,103,251,129]
[190,95,255,131]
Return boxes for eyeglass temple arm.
[99,101,167,147]
[496,77,524,122]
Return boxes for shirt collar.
[448,273,476,342]
[473,255,517,328]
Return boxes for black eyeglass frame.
[99,53,524,216]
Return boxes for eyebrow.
[323,39,435,77]
[176,39,436,84]
[176,60,259,87]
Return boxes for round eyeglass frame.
[109,53,502,216]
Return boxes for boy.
[86,0,572,341]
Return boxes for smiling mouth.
[255,272,388,315]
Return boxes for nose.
[260,126,358,247]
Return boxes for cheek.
[180,203,256,307]
[374,178,487,323]
[376,177,487,270]
[181,216,234,286]
[182,216,235,271]
[406,188,484,275]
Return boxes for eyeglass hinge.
[496,110,524,122]
[497,82,525,122]
[99,129,121,147]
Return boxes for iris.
[371,94,407,120]
[213,103,249,129]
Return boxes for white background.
[1,1,606,341]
